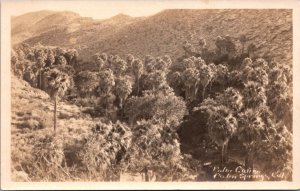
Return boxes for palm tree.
[199,38,207,50]
[145,70,167,91]
[11,50,19,76]
[206,105,237,167]
[36,56,46,89]
[132,59,143,95]
[44,69,71,133]
[114,76,132,110]
[75,70,99,97]
[216,64,229,84]
[200,98,237,167]
[199,64,213,100]
[126,54,134,72]
[238,109,265,179]
[208,63,217,91]
[239,34,247,54]
[182,67,199,102]
[247,43,257,59]
[113,59,127,77]
[97,69,115,117]
[93,53,106,70]
[216,87,243,113]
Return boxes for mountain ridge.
[12,9,292,66]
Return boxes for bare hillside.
[12,9,292,66]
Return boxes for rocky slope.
[12,9,292,66]
[11,75,97,181]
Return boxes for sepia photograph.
[1,0,300,189]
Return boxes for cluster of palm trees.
[12,43,77,133]
[182,36,293,180]
[11,34,293,180]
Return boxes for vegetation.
[11,31,292,182]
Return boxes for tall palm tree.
[36,57,46,89]
[45,69,71,133]
[132,59,143,95]
[207,106,237,167]
[97,69,115,117]
[238,109,265,179]
[114,76,132,110]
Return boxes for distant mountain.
[12,11,84,45]
[12,9,292,65]
[12,10,55,34]
[102,13,134,25]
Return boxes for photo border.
[1,0,300,189]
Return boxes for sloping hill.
[11,10,93,45]
[11,74,100,181]
[12,9,292,66]
[82,9,292,64]
[12,10,55,34]
[11,75,93,133]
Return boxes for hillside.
[12,9,292,66]
[12,11,88,45]
[12,10,144,49]
[11,74,101,181]
[12,10,55,36]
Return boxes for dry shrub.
[58,111,73,119]
[63,134,87,167]
[32,133,64,166]
[75,97,100,107]
[12,170,29,181]
[78,121,132,181]
[11,132,36,181]
[28,133,70,181]
[16,111,25,117]
[17,119,40,129]
[31,110,52,129]
[16,109,52,130]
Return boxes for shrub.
[17,119,40,129]
[16,110,52,130]
[126,120,188,181]
[28,133,67,181]
[78,121,131,181]
[74,97,100,107]
[32,110,52,129]
[16,111,25,117]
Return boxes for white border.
[1,0,300,190]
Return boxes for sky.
[5,0,212,20]
[3,0,295,20]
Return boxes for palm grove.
[11,34,292,181]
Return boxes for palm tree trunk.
[164,114,167,125]
[224,142,228,163]
[105,95,108,117]
[14,63,17,76]
[202,85,207,101]
[144,167,149,182]
[185,86,191,101]
[209,81,213,93]
[249,151,254,180]
[245,150,254,181]
[137,77,140,95]
[119,98,123,110]
[39,70,42,89]
[221,144,224,168]
[242,44,244,54]
[129,118,134,127]
[54,96,57,133]
[185,87,188,101]
[194,84,199,100]
[245,153,249,169]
